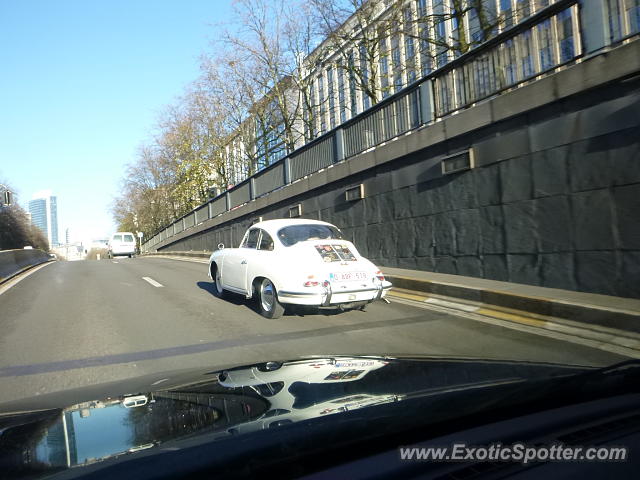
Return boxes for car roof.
[250,219,337,235]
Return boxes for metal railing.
[433,0,582,116]
[142,0,629,252]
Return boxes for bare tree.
[310,0,403,104]
[0,180,49,250]
[407,0,501,59]
[309,0,502,107]
[214,0,325,156]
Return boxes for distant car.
[48,253,57,259]
[93,239,110,250]
[208,219,392,318]
[108,232,137,258]
[23,246,33,250]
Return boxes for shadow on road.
[195,281,345,317]
[196,281,251,308]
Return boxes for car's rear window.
[277,225,343,247]
[123,234,135,243]
[113,234,123,242]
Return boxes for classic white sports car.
[207,219,392,318]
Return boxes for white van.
[108,232,137,258]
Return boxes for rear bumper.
[278,281,392,306]
[110,247,136,255]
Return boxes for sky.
[0,0,234,244]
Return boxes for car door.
[224,228,259,292]
[249,228,276,279]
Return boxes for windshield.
[0,1,637,478]
[277,224,343,246]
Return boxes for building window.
[347,51,358,115]
[359,44,371,110]
[607,0,624,41]
[537,18,555,70]
[379,34,390,98]
[433,0,447,68]
[391,35,402,92]
[468,6,483,46]
[502,39,517,85]
[556,9,575,63]
[626,0,640,35]
[337,65,347,123]
[327,67,336,129]
[317,75,326,134]
[520,30,534,77]
[516,0,532,21]
[403,6,417,83]
[307,80,316,140]
[405,36,416,82]
[501,0,514,29]
[420,26,432,76]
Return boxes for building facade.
[29,191,59,248]
[215,0,639,185]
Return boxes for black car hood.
[0,355,621,479]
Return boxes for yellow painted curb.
[387,290,429,302]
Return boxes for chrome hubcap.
[261,280,275,312]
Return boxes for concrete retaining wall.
[0,249,52,283]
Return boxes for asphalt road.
[0,257,625,406]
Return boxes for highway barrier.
[0,249,53,284]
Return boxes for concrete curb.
[385,274,640,334]
[0,249,53,285]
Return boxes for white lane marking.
[141,255,208,264]
[0,262,55,296]
[424,297,478,312]
[112,260,119,264]
[142,276,163,288]
[151,378,169,386]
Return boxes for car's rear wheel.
[258,278,284,319]
[211,264,225,298]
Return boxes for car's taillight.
[375,270,385,281]
[304,275,319,287]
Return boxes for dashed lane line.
[142,277,163,288]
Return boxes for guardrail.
[0,249,53,284]
[143,0,635,252]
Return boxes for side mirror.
[217,243,225,250]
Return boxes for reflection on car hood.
[0,356,601,478]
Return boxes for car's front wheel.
[211,263,225,299]
[258,278,285,319]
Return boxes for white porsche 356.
[207,219,392,318]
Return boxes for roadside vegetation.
[0,201,49,251]
[112,0,500,239]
